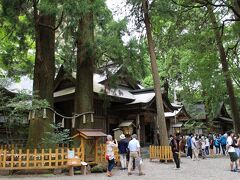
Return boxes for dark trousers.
[187,147,192,158]
[205,146,209,155]
[221,144,226,155]
[173,152,180,168]
[215,146,220,154]
[108,159,115,172]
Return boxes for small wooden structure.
[118,120,134,135]
[72,129,107,164]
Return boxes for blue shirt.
[220,135,227,145]
[187,137,192,148]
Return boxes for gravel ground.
[0,157,239,180]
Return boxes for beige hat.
[120,134,126,139]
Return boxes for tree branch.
[54,10,64,30]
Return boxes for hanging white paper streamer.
[43,108,47,119]
[53,113,56,124]
[83,115,86,124]
[61,118,64,128]
[91,114,94,123]
[72,115,75,128]
[32,110,35,119]
[28,111,31,121]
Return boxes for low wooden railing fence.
[149,145,174,162]
[0,147,83,170]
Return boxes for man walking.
[226,131,239,172]
[170,134,180,169]
[127,134,145,176]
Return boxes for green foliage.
[183,119,205,132]
[0,88,50,143]
[42,123,72,148]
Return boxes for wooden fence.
[149,146,174,162]
[0,147,84,170]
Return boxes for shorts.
[229,152,239,162]
[235,148,240,157]
[210,145,213,149]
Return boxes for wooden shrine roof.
[73,129,107,139]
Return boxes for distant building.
[53,65,183,146]
[212,102,233,133]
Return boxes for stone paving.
[0,157,239,180]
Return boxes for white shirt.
[106,141,117,160]
[227,136,235,152]
[201,140,206,149]
[191,137,197,149]
[128,138,140,152]
[205,138,210,147]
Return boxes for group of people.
[170,131,240,172]
[105,134,145,177]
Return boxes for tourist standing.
[187,134,192,158]
[226,131,238,172]
[170,134,180,169]
[214,135,221,155]
[205,136,210,155]
[236,135,240,169]
[201,136,206,159]
[106,135,118,177]
[209,134,214,157]
[191,135,199,161]
[118,134,128,170]
[180,135,186,154]
[127,134,145,176]
[220,133,227,155]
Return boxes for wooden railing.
[149,145,173,162]
[0,147,83,170]
[96,144,119,163]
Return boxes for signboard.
[68,150,75,159]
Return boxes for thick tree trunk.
[27,2,55,147]
[142,0,168,145]
[74,3,94,129]
[207,5,240,134]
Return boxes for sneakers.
[128,172,132,175]
[139,172,145,176]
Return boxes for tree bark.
[74,2,94,129]
[27,0,55,148]
[207,5,240,134]
[142,0,168,145]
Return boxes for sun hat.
[120,134,126,139]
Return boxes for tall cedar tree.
[142,0,168,145]
[27,0,56,147]
[74,1,94,129]
[207,5,240,134]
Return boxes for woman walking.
[106,135,118,177]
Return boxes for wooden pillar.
[95,138,99,163]
[136,114,140,141]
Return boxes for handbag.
[105,154,110,160]
[135,157,143,167]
